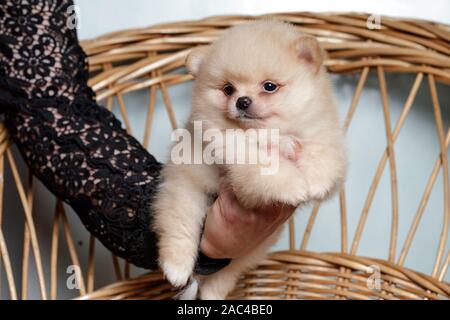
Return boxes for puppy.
[152,20,347,299]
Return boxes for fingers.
[200,178,298,260]
[291,139,302,163]
[218,177,296,225]
[200,204,233,259]
[218,176,257,222]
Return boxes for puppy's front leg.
[300,141,347,201]
[226,135,309,208]
[153,165,211,287]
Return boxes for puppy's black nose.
[236,96,252,110]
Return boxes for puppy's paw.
[278,135,301,163]
[269,171,310,206]
[277,189,310,206]
[301,144,347,202]
[199,291,227,300]
[307,181,334,201]
[175,278,199,300]
[199,284,228,300]
[161,259,192,287]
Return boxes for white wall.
[76,0,450,39]
[2,0,449,299]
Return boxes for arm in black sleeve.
[0,0,229,274]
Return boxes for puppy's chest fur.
[185,122,293,190]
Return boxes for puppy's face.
[186,21,326,130]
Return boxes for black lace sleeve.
[0,0,229,275]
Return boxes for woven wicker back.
[0,13,449,300]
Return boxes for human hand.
[199,182,296,259]
[199,140,301,259]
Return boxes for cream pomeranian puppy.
[152,20,347,299]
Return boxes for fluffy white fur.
[152,20,347,299]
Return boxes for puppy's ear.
[186,46,210,77]
[295,36,326,73]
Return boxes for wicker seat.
[0,12,449,300]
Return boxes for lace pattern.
[0,0,166,268]
[0,0,230,274]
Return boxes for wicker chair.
[0,12,449,300]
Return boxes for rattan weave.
[1,12,449,300]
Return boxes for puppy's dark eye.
[223,84,235,96]
[263,81,278,93]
